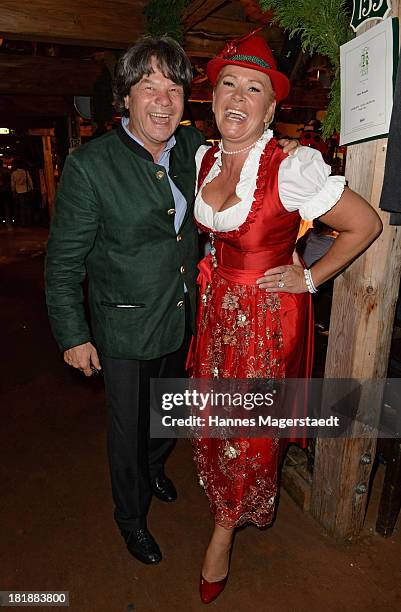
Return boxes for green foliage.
[144,0,191,43]
[260,0,354,138]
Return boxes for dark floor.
[1,227,400,612]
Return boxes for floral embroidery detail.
[237,311,248,327]
[193,436,280,528]
[190,270,286,527]
[224,444,240,459]
[194,274,284,381]
[201,282,211,306]
[222,329,237,346]
[221,291,239,311]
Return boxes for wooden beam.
[0,55,102,96]
[188,16,282,41]
[310,4,401,539]
[282,446,312,512]
[185,35,230,58]
[183,0,229,31]
[185,23,283,57]
[0,1,146,48]
[27,128,55,136]
[188,15,258,37]
[43,135,55,217]
[0,95,73,123]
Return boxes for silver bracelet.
[303,268,318,293]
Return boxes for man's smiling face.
[124,57,185,159]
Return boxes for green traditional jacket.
[45,124,204,360]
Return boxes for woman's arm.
[256,187,382,292]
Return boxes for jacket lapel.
[169,145,195,232]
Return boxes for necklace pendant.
[209,231,218,268]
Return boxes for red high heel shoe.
[199,574,228,604]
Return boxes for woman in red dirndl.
[189,32,382,604]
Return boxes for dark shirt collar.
[117,117,176,162]
[116,123,153,162]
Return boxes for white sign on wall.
[340,17,398,146]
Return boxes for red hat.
[207,30,290,103]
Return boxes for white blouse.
[194,130,346,232]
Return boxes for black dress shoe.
[122,527,162,564]
[151,473,177,502]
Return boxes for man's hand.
[64,342,101,377]
[277,138,299,155]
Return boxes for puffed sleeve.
[195,144,211,191]
[278,146,346,221]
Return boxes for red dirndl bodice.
[189,139,314,528]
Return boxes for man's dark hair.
[114,35,193,116]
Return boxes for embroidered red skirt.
[189,255,313,528]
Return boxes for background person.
[0,159,13,227]
[11,159,34,227]
[296,219,337,268]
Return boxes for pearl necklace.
[220,138,260,156]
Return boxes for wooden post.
[42,135,56,218]
[310,2,401,539]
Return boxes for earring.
[264,114,275,131]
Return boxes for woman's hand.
[256,251,307,293]
[277,138,299,155]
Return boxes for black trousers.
[101,297,190,532]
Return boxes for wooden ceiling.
[0,0,276,49]
[0,0,147,48]
[0,0,328,127]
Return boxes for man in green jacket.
[46,34,297,567]
[46,36,203,565]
